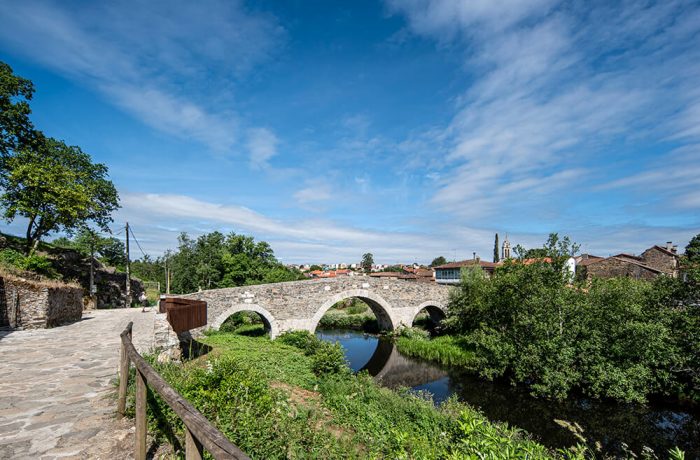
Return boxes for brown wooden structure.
[159,297,207,333]
[117,322,249,460]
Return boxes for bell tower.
[502,234,511,260]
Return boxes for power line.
[128,225,148,260]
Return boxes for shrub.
[0,248,58,278]
[311,341,350,376]
[346,303,368,315]
[275,330,320,355]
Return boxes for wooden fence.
[159,297,208,333]
[117,322,250,460]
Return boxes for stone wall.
[0,275,83,329]
[641,247,679,277]
[586,257,659,281]
[181,277,451,338]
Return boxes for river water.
[316,329,700,458]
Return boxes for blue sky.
[1,0,699,264]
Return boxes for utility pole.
[125,222,131,307]
[89,230,95,303]
[164,250,171,294]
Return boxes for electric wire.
[129,225,148,260]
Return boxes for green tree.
[493,233,500,263]
[430,256,447,267]
[167,231,304,294]
[65,228,126,268]
[0,138,120,254]
[0,61,39,158]
[309,264,322,271]
[685,233,700,263]
[361,252,374,273]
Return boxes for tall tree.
[361,252,374,273]
[0,138,119,254]
[493,233,500,263]
[430,256,447,267]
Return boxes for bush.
[445,254,700,403]
[311,341,350,376]
[0,248,58,278]
[275,330,320,355]
[346,303,368,315]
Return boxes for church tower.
[502,234,511,260]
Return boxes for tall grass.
[395,332,479,368]
[136,332,567,459]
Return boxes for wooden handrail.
[117,322,250,460]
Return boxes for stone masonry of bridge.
[181,277,451,339]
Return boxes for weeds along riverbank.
[393,328,480,369]
[127,331,589,459]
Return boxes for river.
[316,329,700,458]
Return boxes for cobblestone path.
[0,309,156,459]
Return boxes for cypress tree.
[493,233,500,262]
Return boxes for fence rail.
[117,322,249,460]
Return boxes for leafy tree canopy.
[0,61,39,158]
[685,233,700,264]
[445,234,699,404]
[0,138,120,254]
[139,231,306,294]
[53,228,126,268]
[430,256,447,267]
[361,252,374,273]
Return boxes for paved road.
[0,309,156,459]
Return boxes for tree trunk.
[25,215,36,256]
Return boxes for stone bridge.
[182,277,451,338]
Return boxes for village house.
[581,242,680,280]
[434,258,499,284]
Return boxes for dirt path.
[0,309,156,459]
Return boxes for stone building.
[583,241,680,280]
[585,255,663,280]
[640,243,680,277]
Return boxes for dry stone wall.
[181,277,451,338]
[0,275,83,329]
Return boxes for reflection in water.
[317,330,700,458]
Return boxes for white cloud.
[111,192,697,264]
[385,0,556,38]
[387,0,700,224]
[116,192,495,263]
[293,180,332,205]
[0,0,283,155]
[246,128,279,170]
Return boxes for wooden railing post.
[118,322,250,460]
[135,368,147,460]
[117,322,132,417]
[185,427,204,460]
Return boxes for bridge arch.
[310,289,396,333]
[411,301,447,327]
[212,304,279,338]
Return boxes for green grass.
[318,308,379,332]
[135,332,578,459]
[395,332,480,368]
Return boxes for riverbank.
[138,331,571,459]
[394,329,478,368]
